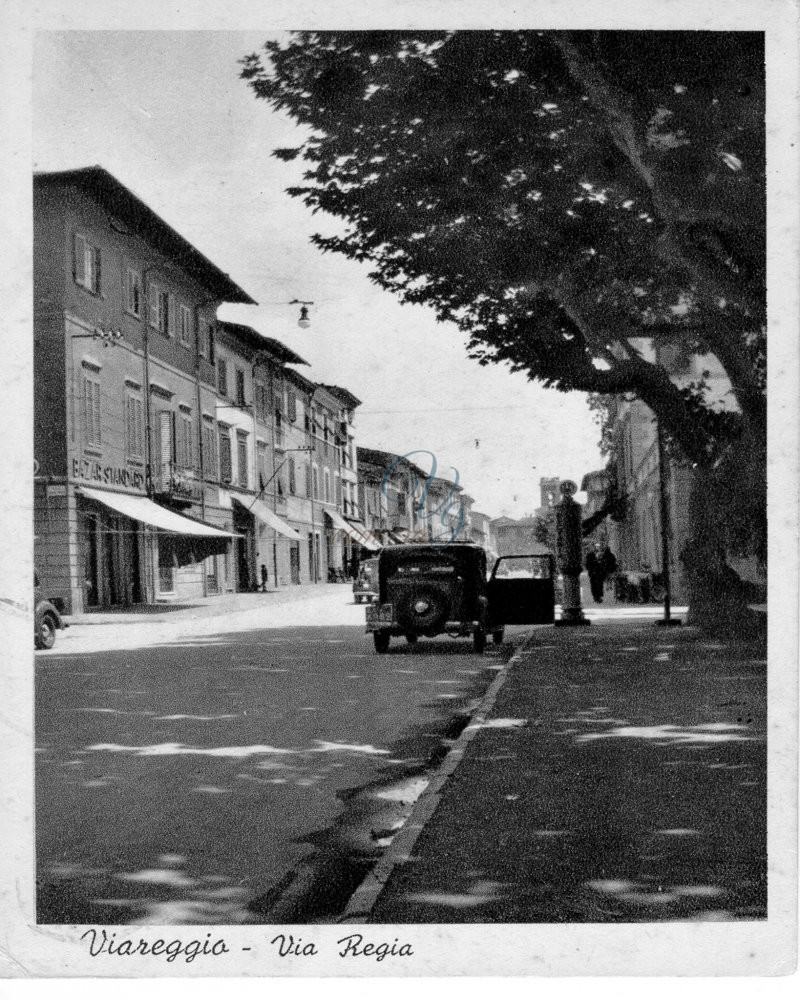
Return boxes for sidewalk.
[66,582,351,624]
[352,615,767,923]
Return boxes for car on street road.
[365,543,555,653]
[353,557,379,604]
[34,570,67,650]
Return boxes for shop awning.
[78,486,239,538]
[344,517,381,552]
[230,493,302,541]
[323,509,353,534]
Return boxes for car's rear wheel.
[36,613,57,650]
[373,631,390,654]
[492,627,505,645]
[405,633,418,645]
[354,595,362,604]
[473,626,486,654]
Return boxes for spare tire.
[395,584,450,634]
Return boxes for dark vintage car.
[34,570,67,650]
[365,543,555,653]
[352,557,379,604]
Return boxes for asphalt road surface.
[35,590,523,925]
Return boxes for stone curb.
[338,629,541,923]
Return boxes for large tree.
[241,31,766,622]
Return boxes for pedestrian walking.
[260,563,269,593]
[585,542,617,603]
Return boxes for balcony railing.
[154,462,201,501]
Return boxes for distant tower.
[539,477,561,510]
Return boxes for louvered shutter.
[168,294,176,337]
[125,397,132,454]
[93,247,102,294]
[83,377,91,443]
[149,283,159,328]
[92,380,101,444]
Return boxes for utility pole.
[655,420,682,627]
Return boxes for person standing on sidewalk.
[585,541,617,603]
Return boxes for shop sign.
[72,457,145,491]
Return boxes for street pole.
[655,419,682,627]
[554,480,590,626]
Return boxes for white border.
[1,0,797,981]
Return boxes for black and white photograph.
[1,0,797,981]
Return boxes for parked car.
[34,570,67,650]
[365,543,555,653]
[353,557,379,604]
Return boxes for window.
[312,465,319,500]
[217,358,228,397]
[73,234,102,294]
[287,392,297,422]
[198,319,213,360]
[156,411,175,489]
[288,456,296,495]
[125,394,144,458]
[324,469,331,504]
[219,428,232,483]
[254,382,269,423]
[237,433,248,488]
[148,283,174,336]
[83,374,101,447]
[158,536,176,593]
[257,441,269,492]
[179,305,191,347]
[126,269,141,316]
[177,410,194,468]
[202,417,217,479]
[235,369,246,407]
[335,474,342,507]
[304,463,312,498]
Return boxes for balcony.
[153,462,201,505]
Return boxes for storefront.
[224,490,303,592]
[77,485,239,610]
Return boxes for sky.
[33,30,604,517]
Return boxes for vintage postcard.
[1,0,797,981]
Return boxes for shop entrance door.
[289,543,301,585]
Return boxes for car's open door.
[487,554,555,625]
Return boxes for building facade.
[34,167,255,613]
[33,167,366,611]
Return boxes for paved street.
[35,588,522,925]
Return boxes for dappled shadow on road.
[369,623,767,924]
[35,620,512,925]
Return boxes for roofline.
[317,384,363,409]
[217,321,309,366]
[35,166,256,305]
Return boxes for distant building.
[489,516,551,558]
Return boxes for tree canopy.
[241,31,765,464]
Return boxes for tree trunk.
[680,426,766,638]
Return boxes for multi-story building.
[33,166,366,609]
[490,515,550,557]
[470,510,493,554]
[356,448,475,547]
[34,166,256,612]
[214,321,310,592]
[599,334,758,602]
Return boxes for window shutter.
[83,377,91,442]
[168,295,176,337]
[148,283,158,328]
[93,380,101,444]
[93,247,102,294]
[74,235,86,285]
